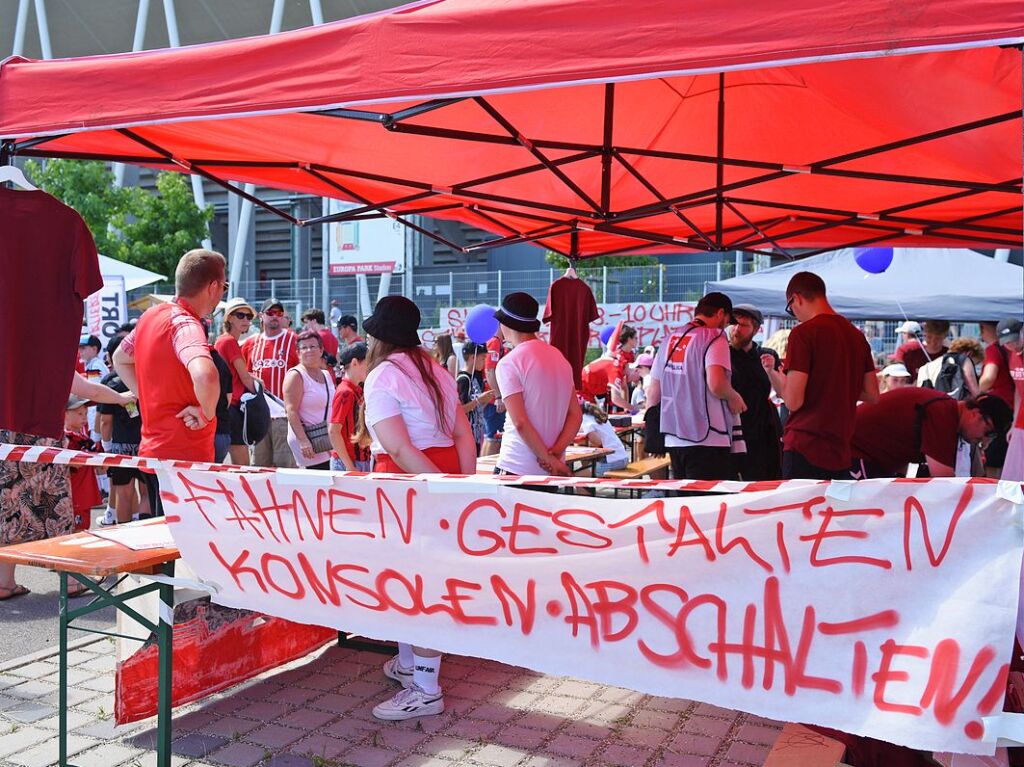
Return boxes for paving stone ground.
[0,637,782,767]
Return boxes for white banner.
[441,300,697,349]
[160,471,1023,754]
[327,199,405,275]
[86,274,128,349]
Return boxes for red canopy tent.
[0,0,1022,259]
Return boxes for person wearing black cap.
[646,291,747,481]
[779,272,878,479]
[358,295,477,722]
[492,292,580,477]
[241,298,299,468]
[728,304,783,480]
[336,313,363,351]
[851,390,1012,478]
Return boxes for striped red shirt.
[241,330,298,399]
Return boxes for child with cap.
[64,395,103,535]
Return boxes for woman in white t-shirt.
[357,296,476,722]
[580,402,629,475]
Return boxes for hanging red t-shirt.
[241,330,299,399]
[543,276,599,389]
[0,188,101,439]
[329,378,370,465]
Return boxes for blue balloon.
[854,247,894,274]
[599,325,616,345]
[465,304,499,344]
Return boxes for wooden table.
[477,445,614,477]
[0,524,179,767]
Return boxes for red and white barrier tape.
[0,442,957,494]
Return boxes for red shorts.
[374,445,462,474]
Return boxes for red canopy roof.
[1,0,1022,257]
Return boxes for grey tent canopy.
[705,249,1023,321]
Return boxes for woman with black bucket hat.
[357,295,477,720]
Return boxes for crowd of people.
[13,246,1023,721]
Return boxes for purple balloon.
[465,304,499,344]
[599,325,616,345]
[854,247,894,274]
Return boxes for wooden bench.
[604,456,670,480]
[604,457,671,497]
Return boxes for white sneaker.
[99,507,117,526]
[382,655,414,688]
[371,684,444,721]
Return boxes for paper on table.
[88,520,175,551]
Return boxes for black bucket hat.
[494,292,541,333]
[363,296,421,347]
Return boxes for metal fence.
[136,261,742,330]
[133,262,985,357]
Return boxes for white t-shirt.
[495,339,575,475]
[580,414,629,465]
[364,352,459,455]
[650,327,732,448]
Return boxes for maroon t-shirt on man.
[851,388,959,475]
[0,188,101,439]
[783,313,876,470]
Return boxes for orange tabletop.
[0,521,179,578]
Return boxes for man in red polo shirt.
[114,250,225,508]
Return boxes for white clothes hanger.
[564,257,578,279]
[0,164,37,191]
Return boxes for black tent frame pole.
[715,73,726,250]
[4,71,1018,258]
[600,84,615,216]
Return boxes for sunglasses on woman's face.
[231,311,253,320]
[298,345,322,353]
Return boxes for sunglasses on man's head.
[231,311,253,320]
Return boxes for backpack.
[922,352,970,400]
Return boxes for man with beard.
[728,305,784,480]
[242,298,299,467]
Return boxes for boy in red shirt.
[329,343,372,471]
[64,395,102,532]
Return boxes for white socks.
[398,642,414,669]
[413,652,441,695]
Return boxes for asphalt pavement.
[0,548,115,665]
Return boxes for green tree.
[110,172,213,278]
[544,250,657,270]
[24,159,212,278]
